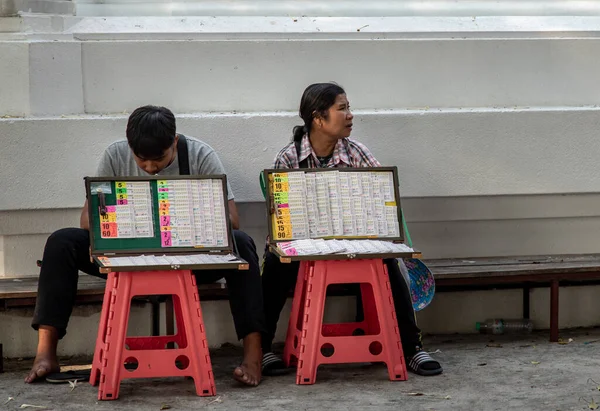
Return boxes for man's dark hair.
[126,105,176,159]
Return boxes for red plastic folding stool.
[283,259,408,384]
[90,270,215,400]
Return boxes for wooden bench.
[428,254,600,342]
[2,254,600,371]
[0,275,228,373]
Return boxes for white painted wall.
[77,39,600,114]
[2,15,600,357]
[72,0,600,17]
[5,193,600,278]
[0,0,74,16]
[29,41,83,115]
[7,17,600,115]
[0,42,30,116]
[2,108,600,211]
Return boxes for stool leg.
[360,283,380,335]
[296,261,327,385]
[171,295,188,349]
[374,262,407,381]
[284,261,311,367]
[98,273,133,400]
[91,273,115,387]
[180,271,215,396]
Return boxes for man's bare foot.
[25,326,60,383]
[25,354,59,383]
[233,362,261,387]
[233,331,262,387]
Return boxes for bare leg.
[233,332,262,387]
[25,326,60,383]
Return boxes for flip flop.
[45,369,91,384]
[262,352,291,376]
[406,350,443,376]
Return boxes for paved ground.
[2,330,600,410]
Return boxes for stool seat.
[283,259,408,385]
[90,270,216,400]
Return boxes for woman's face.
[317,93,354,139]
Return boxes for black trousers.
[32,228,266,340]
[261,249,422,357]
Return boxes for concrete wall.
[1,15,600,357]
[3,107,600,272]
[0,0,74,16]
[72,0,600,17]
[3,108,600,210]
[6,36,600,115]
[78,39,600,113]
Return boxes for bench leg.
[550,280,559,342]
[522,285,531,319]
[0,343,3,373]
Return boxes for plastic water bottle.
[476,319,533,335]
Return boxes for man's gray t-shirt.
[96,136,234,200]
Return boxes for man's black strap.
[177,134,190,175]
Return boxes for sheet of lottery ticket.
[274,239,413,256]
[158,179,229,248]
[98,253,242,267]
[270,169,402,241]
[101,181,154,239]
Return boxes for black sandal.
[262,352,291,376]
[45,369,91,384]
[406,351,443,376]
